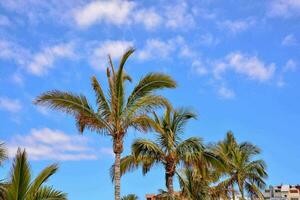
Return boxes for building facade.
[264,185,300,200]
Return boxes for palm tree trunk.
[238,183,244,200]
[114,152,121,200]
[232,184,235,200]
[166,173,174,198]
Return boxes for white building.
[264,185,300,200]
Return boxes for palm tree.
[4,148,66,200]
[214,132,268,199]
[121,194,138,200]
[116,108,204,198]
[34,48,177,200]
[178,167,229,200]
[0,143,6,166]
[0,143,7,200]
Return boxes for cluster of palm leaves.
[0,144,66,200]
[3,47,266,200]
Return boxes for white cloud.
[282,34,298,46]
[28,43,75,76]
[192,60,208,76]
[284,59,297,72]
[89,40,133,70]
[137,39,176,60]
[74,0,135,28]
[165,1,195,29]
[0,40,30,66]
[11,73,24,85]
[217,85,235,99]
[218,19,254,33]
[137,36,195,60]
[0,97,22,113]
[214,52,275,81]
[268,0,300,17]
[6,128,102,161]
[134,9,161,30]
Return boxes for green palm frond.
[126,73,176,112]
[91,76,111,118]
[132,139,164,160]
[6,149,31,200]
[5,149,66,200]
[34,186,67,200]
[121,194,138,200]
[28,164,58,196]
[34,90,112,133]
[176,137,204,164]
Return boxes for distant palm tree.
[178,167,229,200]
[4,149,66,200]
[214,132,268,199]
[34,48,176,200]
[121,194,138,200]
[0,143,6,166]
[0,143,7,200]
[116,108,205,198]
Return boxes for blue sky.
[0,0,300,199]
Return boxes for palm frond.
[34,186,67,200]
[126,73,176,112]
[34,90,112,133]
[132,139,164,160]
[28,164,58,196]
[6,149,31,200]
[91,76,111,118]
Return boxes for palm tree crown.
[4,149,66,200]
[214,132,268,199]
[34,48,177,200]
[116,108,204,197]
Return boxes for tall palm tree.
[115,108,204,198]
[214,132,268,199]
[34,48,176,200]
[4,148,66,200]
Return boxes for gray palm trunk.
[114,152,121,200]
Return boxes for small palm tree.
[214,132,268,199]
[178,167,229,200]
[0,143,6,166]
[34,48,176,200]
[0,143,7,200]
[121,194,138,200]
[116,108,204,198]
[4,148,66,200]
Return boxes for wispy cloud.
[213,52,275,81]
[27,43,75,76]
[218,19,255,33]
[217,85,235,99]
[89,40,133,70]
[0,97,22,113]
[0,40,30,66]
[165,1,195,29]
[282,34,298,46]
[134,8,161,30]
[268,0,300,17]
[74,0,135,28]
[6,128,110,161]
